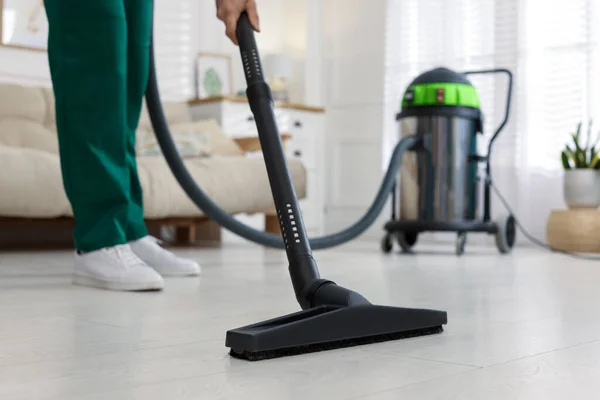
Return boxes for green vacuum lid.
[401,67,481,110]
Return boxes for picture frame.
[0,0,47,52]
[194,52,234,100]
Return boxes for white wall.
[320,0,390,238]
[196,0,288,97]
[281,0,308,104]
[194,0,315,104]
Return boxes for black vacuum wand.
[234,12,365,310]
[222,13,448,361]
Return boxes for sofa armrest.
[233,132,292,154]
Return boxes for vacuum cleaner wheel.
[396,231,418,253]
[381,234,394,253]
[455,232,467,256]
[495,214,517,254]
[380,231,419,254]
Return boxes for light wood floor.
[1,240,599,399]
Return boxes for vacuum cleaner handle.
[463,69,513,155]
[236,12,326,302]
[236,12,265,86]
[463,68,513,222]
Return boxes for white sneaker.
[129,236,201,277]
[73,244,165,291]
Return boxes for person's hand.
[216,0,260,45]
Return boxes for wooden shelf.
[188,96,325,113]
[546,209,600,253]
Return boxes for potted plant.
[561,121,600,208]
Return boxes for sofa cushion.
[0,82,307,221]
[0,146,70,218]
[137,128,212,158]
[0,84,48,125]
[0,119,59,154]
[137,101,192,131]
[137,119,244,158]
[40,87,57,130]
[0,145,306,219]
[169,119,244,157]
[137,155,306,218]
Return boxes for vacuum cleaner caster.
[380,231,418,254]
[455,232,467,256]
[381,233,394,253]
[396,231,418,253]
[495,214,516,254]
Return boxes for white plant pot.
[563,169,600,209]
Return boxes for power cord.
[490,181,600,261]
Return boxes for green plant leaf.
[564,148,578,168]
[592,130,600,149]
[570,122,583,155]
[572,134,582,152]
[590,153,600,169]
[577,149,587,168]
[561,151,572,169]
[564,148,576,159]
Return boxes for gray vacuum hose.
[144,36,417,249]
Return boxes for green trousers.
[44,0,152,252]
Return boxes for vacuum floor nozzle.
[226,304,447,361]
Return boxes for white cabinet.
[189,97,326,236]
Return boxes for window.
[152,0,194,101]
[520,0,598,170]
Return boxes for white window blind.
[152,0,193,101]
[520,0,599,170]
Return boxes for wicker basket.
[546,209,600,253]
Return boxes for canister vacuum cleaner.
[381,67,517,256]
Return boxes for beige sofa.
[0,82,306,248]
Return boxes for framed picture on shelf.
[194,52,233,100]
[0,0,47,51]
